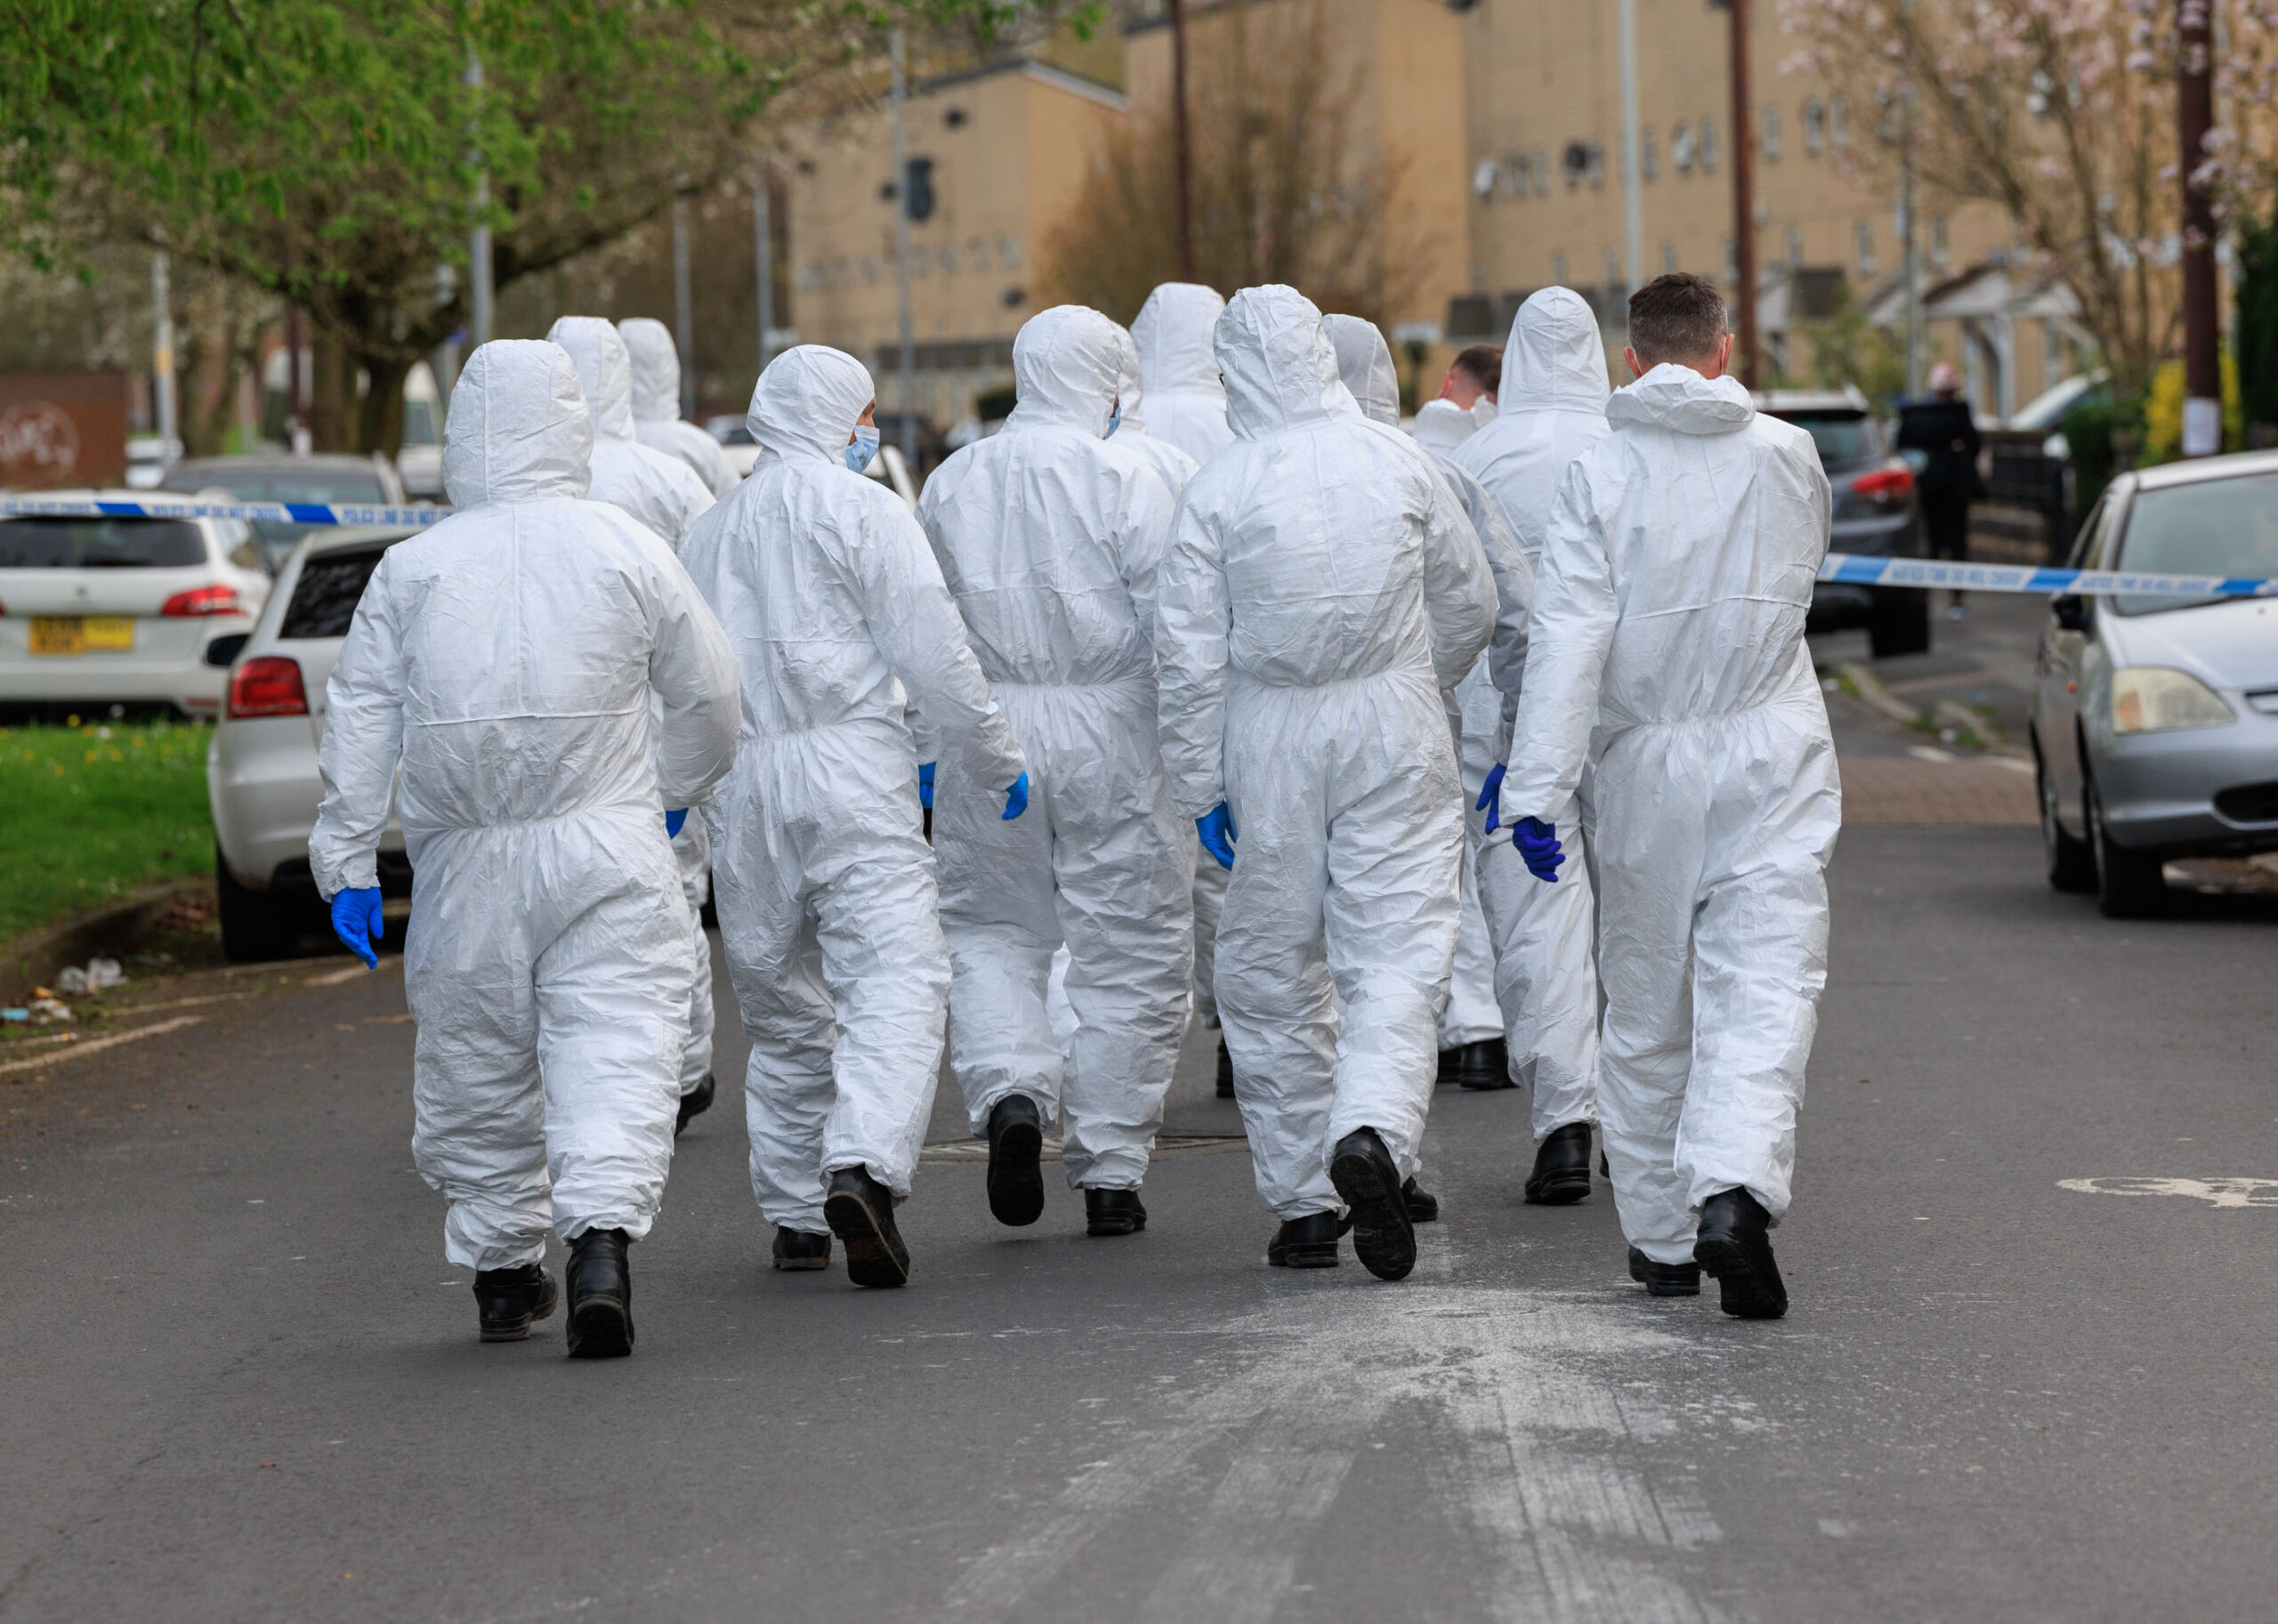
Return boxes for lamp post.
[2178,0,2220,456]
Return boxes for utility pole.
[150,252,178,456]
[2178,0,2220,456]
[465,46,494,347]
[1170,0,1196,282]
[754,158,777,377]
[673,189,696,420]
[1618,0,1644,307]
[1726,0,1758,388]
[891,28,917,467]
[1899,4,1923,399]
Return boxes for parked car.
[1761,387,1932,658]
[161,452,406,572]
[207,525,416,959]
[2031,451,2278,917]
[0,495,269,718]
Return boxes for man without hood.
[1453,288,1616,1214]
[917,306,1190,1241]
[311,339,740,1357]
[620,316,741,498]
[679,345,1029,1289]
[1156,287,1495,1281]
[1497,272,1838,1318]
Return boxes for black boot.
[1442,1038,1513,1090]
[564,1229,634,1358]
[1266,1211,1340,1267]
[1524,1121,1594,1206]
[473,1262,558,1343]
[1329,1127,1417,1281]
[1627,1246,1701,1297]
[1085,1187,1148,1237]
[1402,1176,1440,1223]
[1694,1188,1788,1320]
[1216,1036,1236,1100]
[985,1094,1046,1227]
[675,1071,715,1137]
[824,1165,911,1288]
[771,1226,831,1272]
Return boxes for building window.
[1930,214,1950,269]
[1786,227,1804,267]
[1662,240,1680,274]
[1642,126,1658,180]
[1803,97,1825,158]
[1533,149,1551,196]
[1831,95,1849,153]
[1700,117,1718,174]
[1854,220,1876,277]
[1763,105,1781,163]
[1587,140,1606,189]
[1473,157,1497,198]
[1672,122,1695,174]
[1605,247,1625,297]
[1722,235,1737,286]
[1551,252,1570,287]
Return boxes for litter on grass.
[54,958,127,996]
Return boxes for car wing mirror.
[2051,594,2088,633]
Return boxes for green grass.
[0,719,215,941]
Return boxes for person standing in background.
[620,318,741,498]
[1897,361,1983,620]
[1440,345,1504,427]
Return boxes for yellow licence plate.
[27,616,134,656]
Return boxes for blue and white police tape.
[1817,553,2277,599]
[0,496,451,528]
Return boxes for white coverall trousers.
[672,818,714,1095]
[1442,655,1510,1054]
[406,809,695,1273]
[937,680,1192,1190]
[1593,697,1838,1264]
[1217,668,1463,1219]
[708,729,948,1235]
[1189,836,1227,1026]
[1473,779,1602,1142]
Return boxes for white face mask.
[844,425,881,473]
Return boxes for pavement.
[5,594,2276,1621]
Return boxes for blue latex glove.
[330,886,384,968]
[918,762,936,810]
[1001,771,1030,820]
[665,807,688,839]
[1512,815,1564,883]
[1475,763,1507,833]
[1196,803,1237,870]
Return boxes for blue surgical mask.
[844,425,880,473]
[1105,404,1123,438]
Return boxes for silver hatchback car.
[2032,452,2278,916]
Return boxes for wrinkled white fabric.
[919,306,1189,1190]
[550,315,723,1098]
[620,317,740,497]
[1156,286,1495,1219]
[311,339,740,1270]
[1109,324,1204,506]
[1132,283,1235,467]
[682,344,1026,1233]
[1501,360,1838,1263]
[1452,288,1613,1136]
[1323,314,1400,425]
[1411,397,1474,452]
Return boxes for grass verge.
[0,720,214,941]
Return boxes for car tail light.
[1849,464,1914,502]
[160,583,244,618]
[228,656,308,718]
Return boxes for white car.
[207,524,416,959]
[0,492,269,717]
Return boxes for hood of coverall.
[1005,305,1121,438]
[441,340,594,509]
[1216,285,1352,440]
[547,316,640,442]
[1607,362,1757,437]
[618,317,685,425]
[747,344,876,465]
[1499,287,1613,417]
[1111,326,1151,434]
[1132,282,1227,398]
[1410,397,1478,452]
[1323,314,1401,427]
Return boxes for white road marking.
[0,1015,204,1077]
[2058,1176,2278,1208]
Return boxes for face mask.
[1105,403,1123,438]
[844,425,880,473]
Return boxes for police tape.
[0,496,452,528]
[1819,553,2277,599]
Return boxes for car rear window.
[168,465,387,505]
[1773,410,1883,464]
[2114,473,2278,614]
[281,547,387,639]
[0,517,206,569]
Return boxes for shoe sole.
[1086,1210,1147,1238]
[1267,1247,1338,1267]
[825,1187,911,1289]
[986,1115,1046,1227]
[1693,1234,1788,1320]
[1524,1170,1592,1206]
[771,1252,832,1272]
[1457,1076,1517,1091]
[1406,1204,1440,1224]
[478,1279,558,1343]
[1329,1144,1417,1281]
[565,1296,634,1358]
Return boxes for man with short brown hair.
[1441,344,1503,413]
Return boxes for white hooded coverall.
[1156,287,1497,1219]
[918,306,1190,1190]
[548,316,723,1103]
[310,339,740,1271]
[620,316,742,499]
[1131,282,1236,1028]
[1452,289,1614,1141]
[679,346,1027,1234]
[1499,361,1838,1264]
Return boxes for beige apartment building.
[780,0,2083,428]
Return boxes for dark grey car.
[1761,389,1931,658]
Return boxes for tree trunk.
[356,352,410,458]
[308,329,356,452]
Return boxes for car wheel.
[2035,734,2096,893]
[215,844,305,963]
[2085,772,2166,918]
[1867,587,1931,659]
